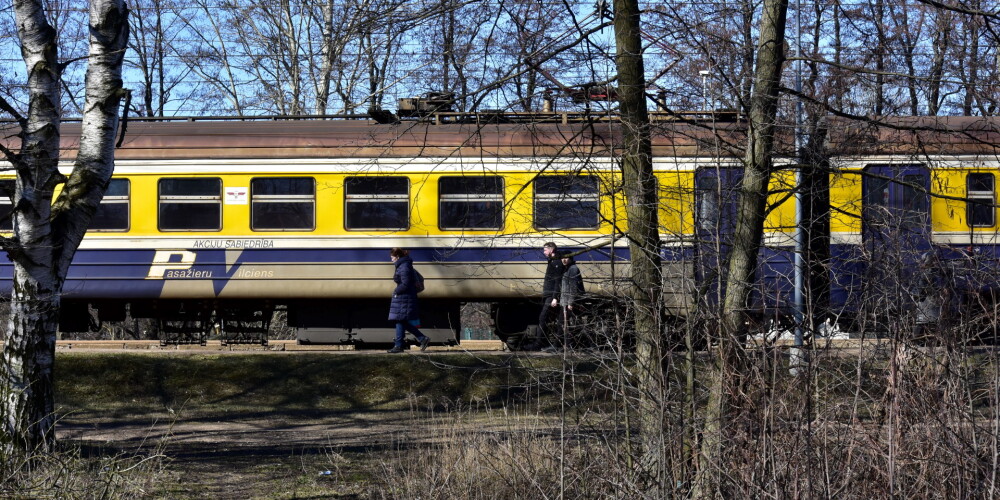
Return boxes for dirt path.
[49,349,567,497]
[58,410,437,498]
[58,408,559,499]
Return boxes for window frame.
[532,174,601,230]
[157,177,224,232]
[694,167,745,242]
[250,176,316,232]
[87,178,131,232]
[967,172,996,228]
[343,176,411,231]
[0,179,13,232]
[438,176,505,230]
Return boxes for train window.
[251,177,315,231]
[900,174,929,214]
[696,175,722,234]
[158,178,222,231]
[967,173,995,227]
[88,179,130,231]
[344,177,409,230]
[533,175,599,230]
[439,176,503,230]
[0,179,13,231]
[695,169,743,244]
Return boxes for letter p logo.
[147,250,197,279]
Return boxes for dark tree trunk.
[803,127,831,330]
[613,0,665,493]
[694,0,787,495]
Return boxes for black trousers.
[538,300,561,346]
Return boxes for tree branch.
[0,142,19,166]
[913,0,1000,20]
[0,95,27,126]
[0,233,26,264]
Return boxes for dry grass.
[369,410,627,499]
[1,443,165,499]
[1,347,995,498]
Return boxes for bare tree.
[307,0,372,114]
[175,0,247,114]
[358,3,426,112]
[128,0,191,116]
[612,0,664,493]
[694,0,788,495]
[0,0,128,451]
[412,0,496,111]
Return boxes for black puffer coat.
[542,256,565,302]
[388,255,420,321]
[560,257,585,307]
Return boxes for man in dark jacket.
[536,242,564,348]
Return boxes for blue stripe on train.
[3,244,996,307]
[63,246,631,265]
[0,246,638,299]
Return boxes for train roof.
[1,118,747,161]
[824,116,1000,156]
[7,116,1000,163]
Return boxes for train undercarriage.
[59,298,465,348]
[58,296,621,350]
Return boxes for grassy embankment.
[42,351,608,498]
[5,348,995,498]
[54,352,594,417]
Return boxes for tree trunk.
[613,0,665,493]
[803,127,831,330]
[693,0,787,495]
[927,12,952,116]
[2,0,128,452]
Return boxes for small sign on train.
[225,187,248,204]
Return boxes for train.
[0,114,998,347]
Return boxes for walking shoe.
[387,346,404,353]
[419,337,431,351]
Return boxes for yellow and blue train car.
[1,117,998,345]
[0,120,742,345]
[817,118,1000,338]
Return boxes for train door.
[862,164,931,256]
[694,167,743,308]
[860,164,932,323]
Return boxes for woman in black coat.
[559,252,585,349]
[387,248,430,353]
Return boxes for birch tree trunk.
[693,0,787,495]
[613,0,665,493]
[1,0,128,452]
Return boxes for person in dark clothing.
[559,251,585,348]
[536,242,565,348]
[387,248,430,353]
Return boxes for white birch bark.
[1,0,128,452]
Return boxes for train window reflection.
[439,176,503,230]
[251,177,315,231]
[534,175,599,230]
[695,175,730,234]
[967,173,995,227]
[900,175,929,213]
[158,178,222,231]
[0,179,13,232]
[344,177,409,230]
[88,179,130,231]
